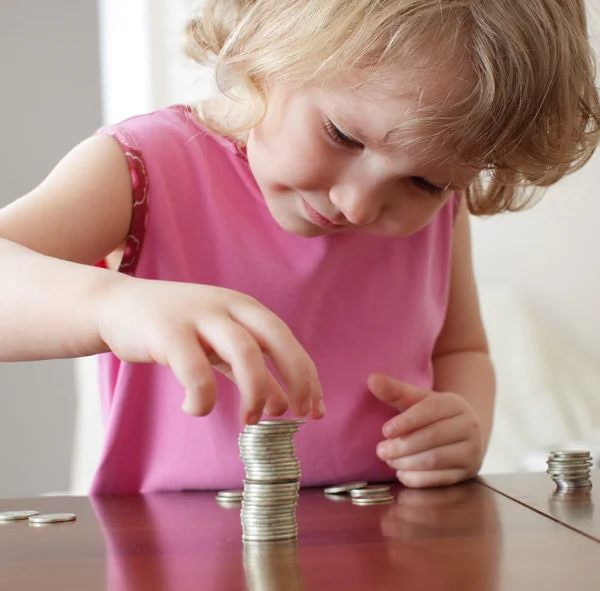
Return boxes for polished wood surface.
[482,470,600,542]
[1,479,599,590]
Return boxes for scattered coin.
[352,495,394,506]
[349,485,391,498]
[0,510,39,522]
[29,513,76,525]
[323,482,368,495]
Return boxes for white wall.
[0,1,103,498]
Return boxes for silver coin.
[550,450,591,458]
[349,486,391,498]
[29,513,76,524]
[0,510,39,522]
[324,482,368,494]
[243,428,299,435]
[217,500,242,509]
[216,490,244,500]
[257,419,306,425]
[352,495,394,505]
[244,482,299,491]
[548,469,591,476]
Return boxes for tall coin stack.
[546,450,593,491]
[238,419,305,542]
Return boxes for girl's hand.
[369,372,483,488]
[95,274,325,424]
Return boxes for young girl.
[1,0,598,494]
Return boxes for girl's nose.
[329,183,383,226]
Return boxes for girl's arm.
[0,135,134,360]
[431,198,496,452]
[0,136,324,421]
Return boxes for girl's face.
[246,71,478,238]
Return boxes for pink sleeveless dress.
[91,105,457,494]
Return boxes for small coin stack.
[215,490,244,507]
[238,419,304,542]
[324,482,394,505]
[546,450,593,492]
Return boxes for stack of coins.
[546,450,593,491]
[238,419,304,542]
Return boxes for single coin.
[324,482,368,495]
[352,495,394,505]
[550,450,591,459]
[257,419,307,426]
[0,510,39,522]
[349,486,391,498]
[29,513,76,524]
[216,490,244,500]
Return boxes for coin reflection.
[243,540,304,591]
[548,489,594,522]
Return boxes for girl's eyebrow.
[330,111,476,189]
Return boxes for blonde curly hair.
[184,0,600,215]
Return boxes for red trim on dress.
[94,128,149,276]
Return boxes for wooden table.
[1,473,599,590]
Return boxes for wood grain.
[0,479,599,590]
[482,470,600,542]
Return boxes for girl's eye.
[411,177,446,198]
[323,120,364,151]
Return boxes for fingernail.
[382,424,392,438]
[317,399,326,416]
[376,442,387,458]
[248,413,261,425]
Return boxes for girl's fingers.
[385,441,472,472]
[230,303,324,418]
[198,319,270,424]
[209,353,290,418]
[377,415,468,461]
[263,372,290,417]
[162,332,218,417]
[381,395,460,439]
